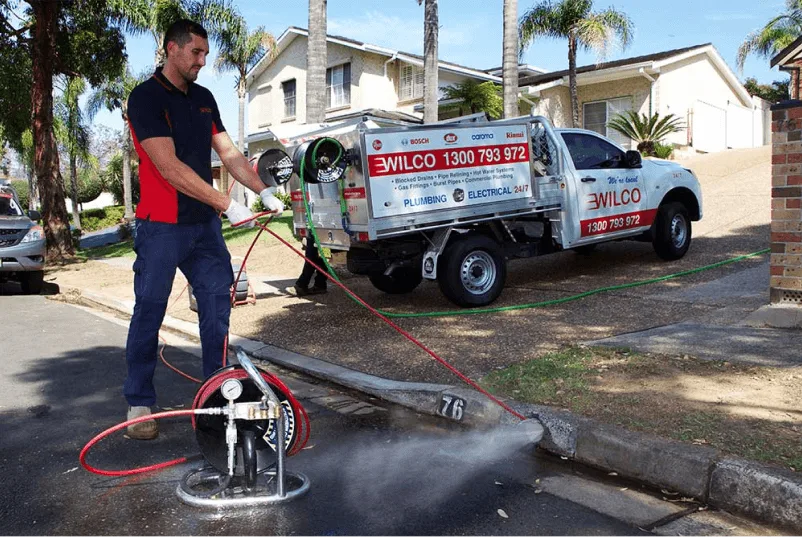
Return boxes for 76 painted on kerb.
[437,394,466,421]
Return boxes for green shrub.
[80,205,125,232]
[653,142,674,160]
[10,180,29,208]
[251,190,292,213]
[78,170,104,204]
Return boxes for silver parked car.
[0,184,45,294]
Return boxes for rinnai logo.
[372,139,383,151]
[444,133,458,144]
[471,133,494,140]
[506,132,525,139]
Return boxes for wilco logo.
[444,133,458,144]
[506,132,525,139]
[372,139,383,151]
[471,133,494,140]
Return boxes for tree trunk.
[502,0,519,119]
[69,153,81,231]
[121,105,134,220]
[231,78,247,205]
[568,34,579,128]
[306,0,327,124]
[423,0,439,123]
[29,0,73,259]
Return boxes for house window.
[399,63,425,101]
[583,97,632,148]
[282,79,296,118]
[326,63,351,109]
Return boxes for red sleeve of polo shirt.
[128,86,172,142]
[211,95,226,135]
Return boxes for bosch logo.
[401,138,409,146]
[444,133,458,144]
[506,132,525,139]
[372,139,383,151]
[471,133,494,140]
[409,137,429,145]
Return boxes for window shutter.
[326,67,332,108]
[414,66,425,99]
[343,63,351,105]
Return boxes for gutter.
[383,53,398,78]
[639,68,657,115]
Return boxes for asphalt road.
[0,294,646,535]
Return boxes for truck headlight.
[20,225,44,243]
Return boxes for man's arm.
[140,137,230,212]
[212,130,267,194]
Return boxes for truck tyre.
[368,266,422,294]
[438,235,506,307]
[653,202,691,260]
[20,270,44,295]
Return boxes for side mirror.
[28,210,41,221]
[624,150,642,168]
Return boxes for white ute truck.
[281,115,702,307]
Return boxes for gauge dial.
[220,379,243,401]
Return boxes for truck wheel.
[368,266,422,294]
[20,271,44,295]
[438,235,506,307]
[653,202,691,260]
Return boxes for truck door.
[560,132,651,243]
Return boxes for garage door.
[693,100,726,153]
[726,101,753,149]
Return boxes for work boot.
[308,285,327,295]
[126,406,159,440]
[293,284,310,297]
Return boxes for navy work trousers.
[124,218,233,407]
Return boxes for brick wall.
[770,100,802,303]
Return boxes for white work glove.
[259,187,284,217]
[224,199,255,228]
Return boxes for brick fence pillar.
[771,100,802,304]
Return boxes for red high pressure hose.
[81,207,526,477]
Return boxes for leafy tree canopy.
[743,77,790,103]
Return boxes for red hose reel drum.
[191,365,310,477]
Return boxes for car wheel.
[20,271,44,295]
[653,202,691,260]
[438,234,506,307]
[368,266,423,294]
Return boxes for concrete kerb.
[64,287,802,531]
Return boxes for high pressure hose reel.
[177,348,311,507]
[292,137,350,184]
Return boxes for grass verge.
[482,346,802,470]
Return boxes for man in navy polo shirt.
[123,19,285,440]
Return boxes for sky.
[89,0,792,138]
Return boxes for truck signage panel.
[364,125,532,218]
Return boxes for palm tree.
[107,0,244,65]
[607,110,684,157]
[215,22,277,154]
[55,76,92,231]
[503,0,519,118]
[307,0,327,124]
[441,80,503,118]
[87,65,143,221]
[737,1,802,75]
[418,0,439,123]
[519,0,633,127]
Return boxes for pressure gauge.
[220,379,243,401]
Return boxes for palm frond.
[608,110,684,148]
[518,1,569,58]
[575,7,633,61]
[736,6,802,71]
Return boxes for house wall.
[533,86,572,127]
[657,54,748,147]
[248,36,402,130]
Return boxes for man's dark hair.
[163,19,208,56]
